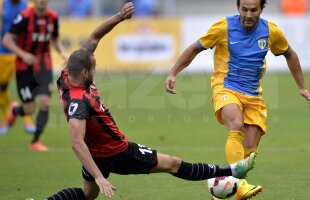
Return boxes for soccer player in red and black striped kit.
[46,2,256,200]
[2,0,67,151]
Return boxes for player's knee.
[39,99,50,110]
[169,156,182,173]
[83,185,99,200]
[24,103,36,114]
[228,120,243,131]
[84,192,99,200]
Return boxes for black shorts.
[16,69,53,103]
[82,142,158,181]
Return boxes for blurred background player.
[0,0,36,135]
[2,0,67,151]
[165,0,310,199]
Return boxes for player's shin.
[225,130,244,164]
[174,161,232,181]
[46,188,86,200]
[32,110,48,142]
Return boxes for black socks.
[174,161,232,181]
[45,188,86,200]
[32,110,48,143]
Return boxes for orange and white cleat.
[8,101,19,127]
[29,141,48,152]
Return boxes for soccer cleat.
[24,116,36,133]
[24,123,36,133]
[29,141,48,152]
[8,101,19,127]
[235,152,256,179]
[0,122,9,135]
[236,179,262,200]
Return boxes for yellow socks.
[226,130,244,164]
[0,90,9,122]
[244,148,258,158]
[23,115,33,124]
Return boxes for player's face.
[238,0,263,31]
[33,0,49,13]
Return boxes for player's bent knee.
[83,182,99,200]
[169,156,182,173]
[229,120,243,131]
[23,103,36,114]
[39,100,50,111]
[84,191,99,200]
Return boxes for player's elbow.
[71,139,84,153]
[2,34,11,48]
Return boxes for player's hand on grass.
[165,74,177,94]
[299,88,310,109]
[21,52,37,65]
[120,2,134,20]
[95,176,117,197]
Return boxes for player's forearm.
[72,139,103,179]
[92,13,124,42]
[169,43,202,76]
[80,14,125,54]
[52,37,67,61]
[79,15,123,54]
[89,2,134,43]
[69,119,103,179]
[285,48,306,90]
[81,2,134,54]
[2,33,27,58]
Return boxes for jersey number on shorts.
[138,144,152,155]
[20,87,32,101]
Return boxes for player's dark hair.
[67,49,93,77]
[236,0,267,9]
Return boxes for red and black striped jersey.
[8,7,58,72]
[57,69,129,158]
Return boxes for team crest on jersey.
[258,38,267,50]
[221,94,228,101]
[68,102,78,116]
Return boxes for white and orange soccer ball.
[207,176,239,199]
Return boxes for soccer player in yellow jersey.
[165,0,310,199]
[0,0,35,134]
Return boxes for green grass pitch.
[1,72,310,199]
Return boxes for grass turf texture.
[1,72,309,200]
